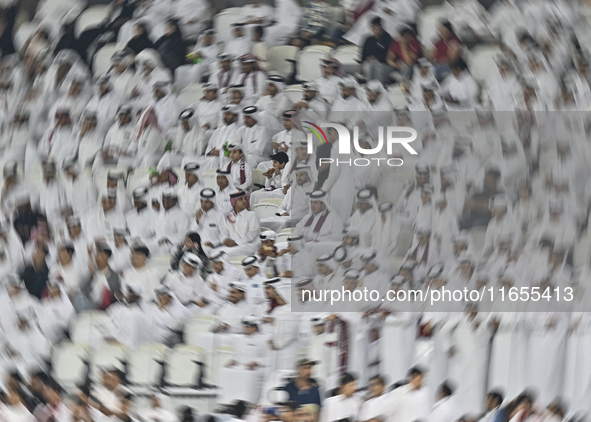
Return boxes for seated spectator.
[386,28,422,82]
[154,19,188,73]
[291,0,331,48]
[429,20,462,81]
[360,17,393,85]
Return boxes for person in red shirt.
[386,28,422,82]
[430,20,462,81]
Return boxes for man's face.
[134,199,147,211]
[240,61,252,74]
[317,263,331,275]
[182,261,196,277]
[294,408,312,422]
[228,287,244,303]
[68,82,82,96]
[264,285,276,299]
[409,373,424,389]
[416,172,429,185]
[357,201,372,212]
[267,82,278,96]
[370,24,382,38]
[368,379,384,397]
[283,118,292,131]
[295,147,309,161]
[244,115,256,128]
[212,261,224,273]
[57,248,72,265]
[186,173,199,185]
[341,86,353,98]
[205,89,218,101]
[298,364,312,378]
[304,89,316,101]
[296,171,310,186]
[200,199,214,212]
[68,225,82,238]
[95,250,109,267]
[221,59,231,72]
[217,175,229,190]
[273,160,285,172]
[130,251,146,268]
[118,113,131,125]
[162,197,177,211]
[234,196,248,212]
[310,200,324,214]
[232,89,243,102]
[57,113,70,126]
[101,371,119,390]
[224,111,237,125]
[245,265,259,278]
[367,91,379,103]
[341,380,357,396]
[229,149,243,162]
[243,324,257,335]
[102,197,116,212]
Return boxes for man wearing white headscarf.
[121,242,163,300]
[130,51,172,108]
[192,82,222,142]
[154,188,190,250]
[240,256,267,306]
[158,110,203,169]
[49,74,91,127]
[525,53,559,108]
[163,253,204,306]
[108,51,136,101]
[214,282,255,334]
[441,58,479,111]
[371,202,401,262]
[214,169,237,216]
[359,80,394,141]
[137,393,177,422]
[62,157,97,217]
[86,74,122,134]
[84,189,127,242]
[404,221,440,281]
[36,161,68,226]
[348,189,379,248]
[255,75,291,136]
[40,50,89,102]
[293,81,329,122]
[294,190,344,243]
[173,0,210,36]
[209,53,237,96]
[232,53,266,101]
[260,279,301,370]
[151,80,179,132]
[236,105,272,168]
[125,187,158,251]
[481,56,521,111]
[483,194,520,256]
[103,105,135,163]
[151,286,192,345]
[189,188,225,254]
[328,78,365,126]
[37,108,76,168]
[204,105,240,170]
[105,282,154,348]
[219,316,268,404]
[176,162,204,217]
[261,165,315,231]
[218,190,260,257]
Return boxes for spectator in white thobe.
[217,190,260,257]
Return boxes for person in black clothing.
[125,22,155,55]
[20,246,50,299]
[360,17,393,85]
[13,196,46,245]
[154,19,188,72]
[170,232,207,272]
[284,359,322,407]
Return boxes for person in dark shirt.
[386,28,422,82]
[20,246,50,299]
[360,17,393,85]
[284,358,322,407]
[460,165,504,229]
[13,195,46,245]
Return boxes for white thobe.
[63,176,98,217]
[231,70,266,100]
[428,396,462,422]
[189,207,225,248]
[321,394,363,422]
[87,90,121,133]
[236,124,271,168]
[122,265,163,299]
[328,95,365,126]
[219,332,268,404]
[441,72,479,110]
[104,122,135,159]
[315,74,342,105]
[84,207,127,241]
[153,94,180,131]
[294,209,343,242]
[164,271,205,306]
[125,206,159,248]
[384,384,433,422]
[255,93,291,135]
[215,300,254,334]
[155,206,190,246]
[219,209,260,257]
[176,181,204,217]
